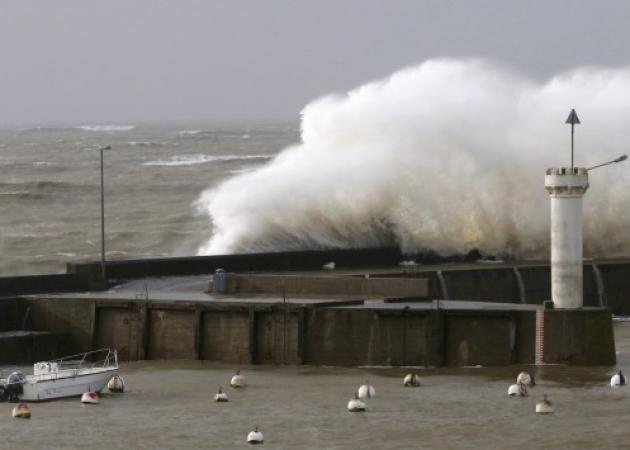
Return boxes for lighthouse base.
[542,308,616,365]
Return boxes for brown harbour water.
[2,321,630,449]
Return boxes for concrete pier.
[11,294,540,367]
[0,249,622,367]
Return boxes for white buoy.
[107,374,125,393]
[347,392,367,412]
[358,381,376,399]
[535,394,554,414]
[230,370,246,388]
[508,382,528,397]
[323,261,336,270]
[516,371,535,386]
[214,386,229,402]
[247,426,264,444]
[81,391,100,404]
[12,403,30,419]
[611,370,626,387]
[403,373,421,387]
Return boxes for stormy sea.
[4,59,630,277]
[0,122,298,276]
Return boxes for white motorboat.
[0,348,119,402]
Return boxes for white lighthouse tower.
[544,109,588,309]
[544,166,589,308]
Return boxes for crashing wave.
[195,59,630,258]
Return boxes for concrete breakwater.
[1,248,629,312]
[2,295,539,366]
[1,286,615,367]
[0,248,624,366]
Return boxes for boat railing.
[41,348,118,372]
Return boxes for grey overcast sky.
[1,0,629,125]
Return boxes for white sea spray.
[196,59,630,257]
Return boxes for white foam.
[195,59,630,257]
[0,191,30,196]
[55,252,77,258]
[177,130,203,135]
[144,154,272,167]
[228,168,255,175]
[128,141,165,147]
[399,260,418,266]
[78,125,136,132]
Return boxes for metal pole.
[283,288,287,365]
[565,109,580,171]
[100,147,106,282]
[571,123,574,171]
[98,145,111,283]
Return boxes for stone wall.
[21,297,95,353]
[224,274,428,298]
[543,308,616,365]
[2,298,615,366]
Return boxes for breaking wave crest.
[78,125,136,132]
[144,154,272,167]
[195,59,630,258]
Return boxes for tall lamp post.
[99,145,111,284]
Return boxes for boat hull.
[20,368,118,402]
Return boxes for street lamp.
[98,145,111,284]
[587,154,627,171]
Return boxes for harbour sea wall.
[1,248,629,312]
[0,248,624,366]
[5,295,614,367]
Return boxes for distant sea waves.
[0,122,297,276]
[19,124,136,132]
[77,125,136,132]
[143,154,272,167]
[0,180,86,199]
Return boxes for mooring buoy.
[247,426,264,444]
[81,391,100,404]
[214,386,229,402]
[108,374,125,393]
[517,371,535,386]
[403,373,421,387]
[12,403,30,419]
[347,392,367,412]
[535,394,554,414]
[611,370,626,387]
[358,381,375,399]
[508,382,528,397]
[231,370,246,388]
